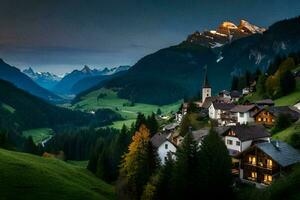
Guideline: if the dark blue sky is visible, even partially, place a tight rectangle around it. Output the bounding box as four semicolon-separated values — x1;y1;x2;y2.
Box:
0;0;299;75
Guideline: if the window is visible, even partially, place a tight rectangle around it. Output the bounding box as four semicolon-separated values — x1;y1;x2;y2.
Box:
165;144;168;149
227;139;233;145
263;118;266;122
248;156;256;165
258;118;262;122
239;113;244;118
236;141;241;146
267;159;273;169
264;174;272;184
249;172;257;181
207;94;209;97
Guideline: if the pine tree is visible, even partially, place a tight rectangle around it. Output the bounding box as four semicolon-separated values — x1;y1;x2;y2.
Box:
179;114;191;136
117;124;159;200
199;129;233;198
280;70;296;95
170;132;200;199
23;136;38;155
135;113;147;131
231;76;239;91
256;74;267;97
146;113;159;136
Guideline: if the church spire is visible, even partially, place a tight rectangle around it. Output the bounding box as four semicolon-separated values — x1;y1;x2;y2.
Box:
203;66;210;88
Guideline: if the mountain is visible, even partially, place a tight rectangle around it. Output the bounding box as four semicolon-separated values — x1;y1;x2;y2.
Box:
53;65;130;95
186;19;265;48
71;70;128;95
0;79;97;131
0;59;62;103
22;67;61;90
75;16;300;106
0;148;115;200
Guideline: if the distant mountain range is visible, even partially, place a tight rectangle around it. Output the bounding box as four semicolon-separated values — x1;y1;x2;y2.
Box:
52;65;130;95
0;59;62;103
22;67;61;90
75;16;300;105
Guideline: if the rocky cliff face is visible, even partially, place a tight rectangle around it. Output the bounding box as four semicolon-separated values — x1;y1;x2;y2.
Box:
186;20;265;48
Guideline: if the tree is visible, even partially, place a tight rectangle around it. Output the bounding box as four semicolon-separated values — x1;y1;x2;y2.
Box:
272;113;292;134
256;74;267;97
156;108;162;115
23;136;38;155
199;129;233;198
135;113;147;132
170;132;200;199
280;70;296;95
146;113;159;136
179;114;191;136
117;125;159;200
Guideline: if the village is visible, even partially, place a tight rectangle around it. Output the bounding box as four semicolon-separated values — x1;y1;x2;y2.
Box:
151;70;300;188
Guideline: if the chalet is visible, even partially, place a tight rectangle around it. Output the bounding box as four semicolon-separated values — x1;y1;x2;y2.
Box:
242;87;250;95
230;90;242;102
219;90;231;99
151;133;177;165
208;102;235;125
238;141;300;186
255;99;275;107
230;105;259;125
223;125;271;156
253;106;300;126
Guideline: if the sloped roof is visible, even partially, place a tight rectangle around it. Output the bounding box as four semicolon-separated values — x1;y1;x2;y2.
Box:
212;102;235;111
150;133;169;148
256;141;300;167
192;128;209;142
255;99;274;105
230;90;242;98
230;104;257;113
225;125;270;142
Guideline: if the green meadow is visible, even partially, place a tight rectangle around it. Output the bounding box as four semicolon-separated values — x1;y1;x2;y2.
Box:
22;128;54;145
0;148;115;200
72;88;182;129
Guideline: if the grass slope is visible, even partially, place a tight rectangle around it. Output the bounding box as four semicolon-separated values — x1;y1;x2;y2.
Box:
273;120;300;142
0;148;115;200
22;128;54;144
274;80;300;106
72;88;182;128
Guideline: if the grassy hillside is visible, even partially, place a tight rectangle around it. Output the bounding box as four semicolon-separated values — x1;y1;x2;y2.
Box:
0;148;115;200
72;88;182;129
274;80;300;106
22;128;54;145
273;120;300;142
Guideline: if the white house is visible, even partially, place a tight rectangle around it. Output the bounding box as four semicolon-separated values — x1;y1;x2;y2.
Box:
230;105;259;125
208;102;235;125
222;125;271;156
151;133;177;165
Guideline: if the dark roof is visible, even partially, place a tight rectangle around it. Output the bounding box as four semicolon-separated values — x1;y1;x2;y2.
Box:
256;141;300;167
192;128;209;142
230;90;242;98
230;105;258;113
255;99;274;105
224;125;271;142
212;102;235;111
163;123;179;131
150;133;169;148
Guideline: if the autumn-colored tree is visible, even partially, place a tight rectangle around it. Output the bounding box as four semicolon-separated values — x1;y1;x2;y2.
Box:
117;124;158;200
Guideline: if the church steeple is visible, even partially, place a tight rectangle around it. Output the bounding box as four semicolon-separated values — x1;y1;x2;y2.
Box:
202;66;211;102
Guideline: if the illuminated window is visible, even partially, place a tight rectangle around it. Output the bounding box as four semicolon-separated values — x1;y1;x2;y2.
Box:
249;172;257;181
264;174;272;183
258;118;262;122
267;159;273;168
248;156;256;165
263;118;266;122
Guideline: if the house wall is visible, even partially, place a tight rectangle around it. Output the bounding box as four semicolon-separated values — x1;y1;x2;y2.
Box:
209;104;216;119
238;112;254;124
294;102;300;111
158;141;177;165
225;136;242;152
255;110;275;126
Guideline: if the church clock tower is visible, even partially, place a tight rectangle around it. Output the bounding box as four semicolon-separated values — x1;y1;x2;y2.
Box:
202;68;211;102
